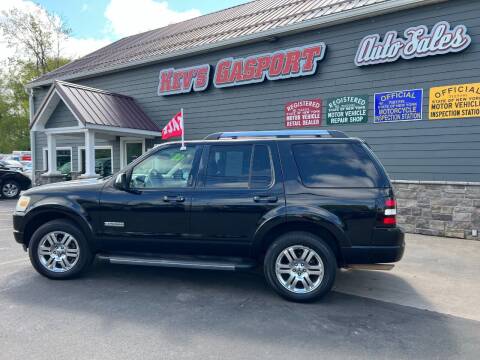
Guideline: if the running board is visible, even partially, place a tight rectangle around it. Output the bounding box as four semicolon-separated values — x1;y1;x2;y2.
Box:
346;264;395;271
97;254;256;271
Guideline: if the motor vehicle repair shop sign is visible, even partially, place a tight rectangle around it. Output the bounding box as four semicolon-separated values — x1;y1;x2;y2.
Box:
374;89;423;123
326;96;368;125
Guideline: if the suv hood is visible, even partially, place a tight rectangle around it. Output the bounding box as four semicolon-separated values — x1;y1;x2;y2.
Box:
24;177;108;195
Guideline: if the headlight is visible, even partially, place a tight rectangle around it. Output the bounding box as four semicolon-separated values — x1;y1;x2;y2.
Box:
15;196;30;212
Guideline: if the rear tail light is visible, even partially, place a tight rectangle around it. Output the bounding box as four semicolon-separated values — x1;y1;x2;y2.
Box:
380;197;396;227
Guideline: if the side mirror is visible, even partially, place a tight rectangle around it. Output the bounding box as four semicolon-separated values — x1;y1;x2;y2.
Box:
114;172;128;190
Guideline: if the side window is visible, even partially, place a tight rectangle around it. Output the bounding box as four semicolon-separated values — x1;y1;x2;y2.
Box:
130;146;196;189
250;145;273;189
205;144;273;189
206;145;252;188
292;143;381;188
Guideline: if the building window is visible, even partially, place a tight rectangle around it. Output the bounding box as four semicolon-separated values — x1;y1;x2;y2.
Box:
79;147;113;177
43;148;72;174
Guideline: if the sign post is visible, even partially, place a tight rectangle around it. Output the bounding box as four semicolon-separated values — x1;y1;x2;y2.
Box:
180;108;186;150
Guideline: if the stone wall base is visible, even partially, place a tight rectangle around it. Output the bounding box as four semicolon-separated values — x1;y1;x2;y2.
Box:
393;181;480;240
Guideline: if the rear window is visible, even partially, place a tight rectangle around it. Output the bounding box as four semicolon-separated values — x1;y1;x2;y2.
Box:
292;143;382;188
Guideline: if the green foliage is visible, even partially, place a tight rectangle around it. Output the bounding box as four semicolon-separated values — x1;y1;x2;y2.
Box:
0;58;70;153
0;5;72;153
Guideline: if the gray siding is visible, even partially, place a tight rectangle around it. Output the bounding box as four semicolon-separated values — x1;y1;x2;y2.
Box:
32;0;480;181
44;101;78;128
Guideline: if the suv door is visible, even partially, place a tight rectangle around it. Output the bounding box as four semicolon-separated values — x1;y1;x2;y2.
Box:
98;144;202;252
190;141;284;256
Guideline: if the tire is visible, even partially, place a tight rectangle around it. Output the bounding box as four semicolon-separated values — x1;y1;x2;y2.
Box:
1;180;20;199
264;231;337;302
28;219;94;279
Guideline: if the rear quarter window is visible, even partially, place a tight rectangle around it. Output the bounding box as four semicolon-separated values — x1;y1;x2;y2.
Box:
292;143;383;188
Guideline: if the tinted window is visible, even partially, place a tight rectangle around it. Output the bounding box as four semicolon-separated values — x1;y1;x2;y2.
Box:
130;146;196;189
206;145;252;188
292;143;381;188
205;144;273;189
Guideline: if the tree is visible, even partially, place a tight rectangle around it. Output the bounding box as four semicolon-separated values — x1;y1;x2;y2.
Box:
0;7;71;75
0;5;72;152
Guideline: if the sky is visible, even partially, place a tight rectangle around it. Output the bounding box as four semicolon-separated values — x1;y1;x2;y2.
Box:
0;0;250;64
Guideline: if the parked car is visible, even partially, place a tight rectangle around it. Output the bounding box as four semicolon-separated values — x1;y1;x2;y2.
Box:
12;130;404;302
0;162;32;199
0;159;24;172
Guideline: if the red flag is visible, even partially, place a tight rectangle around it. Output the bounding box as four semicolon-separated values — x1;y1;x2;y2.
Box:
161;111;183;140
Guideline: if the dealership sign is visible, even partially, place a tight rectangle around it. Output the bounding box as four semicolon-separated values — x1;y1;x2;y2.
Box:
214;43;326;88
158;64;210;96
374;89;423;123
429;83;480;120
326;96;368;125
355;21;471;66
285;99;322;128
158;43;326;96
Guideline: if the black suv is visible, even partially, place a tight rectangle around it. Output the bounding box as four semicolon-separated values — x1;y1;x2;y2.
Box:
13;130;404;302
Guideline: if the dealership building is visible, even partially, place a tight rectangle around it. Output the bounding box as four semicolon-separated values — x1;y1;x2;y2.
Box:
26;0;479;239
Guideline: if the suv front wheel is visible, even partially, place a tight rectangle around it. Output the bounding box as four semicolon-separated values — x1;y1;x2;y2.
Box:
28;219;94;279
264;232;337;302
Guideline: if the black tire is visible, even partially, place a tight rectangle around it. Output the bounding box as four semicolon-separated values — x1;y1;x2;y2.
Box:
1;179;20;199
264;231;337;302
28;219;94;279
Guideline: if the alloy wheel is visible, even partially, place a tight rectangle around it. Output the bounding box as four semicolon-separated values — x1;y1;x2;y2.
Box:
2;183;19;198
37;231;80;273
275;245;324;294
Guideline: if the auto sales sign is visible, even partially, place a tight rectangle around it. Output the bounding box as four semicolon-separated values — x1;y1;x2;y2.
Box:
158;43;326;96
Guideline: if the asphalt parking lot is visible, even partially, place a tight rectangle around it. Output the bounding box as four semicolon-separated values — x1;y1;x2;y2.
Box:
1;199;479;360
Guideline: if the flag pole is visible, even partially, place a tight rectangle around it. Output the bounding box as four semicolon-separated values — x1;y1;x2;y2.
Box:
180;108;186;151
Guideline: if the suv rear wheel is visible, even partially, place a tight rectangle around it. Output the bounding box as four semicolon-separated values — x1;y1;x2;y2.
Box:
264;232;337;302
28;219;94;279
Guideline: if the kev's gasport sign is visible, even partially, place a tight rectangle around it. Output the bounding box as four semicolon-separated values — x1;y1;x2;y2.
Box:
326;96;368;125
429;83;480;120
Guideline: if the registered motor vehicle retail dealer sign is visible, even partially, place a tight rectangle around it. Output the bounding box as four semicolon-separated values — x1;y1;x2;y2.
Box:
429;83;480;119
285;99;322;128
326;96;368;125
374;89;423;123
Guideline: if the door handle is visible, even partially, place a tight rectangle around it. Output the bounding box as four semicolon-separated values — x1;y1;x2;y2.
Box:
253;195;278;203
163;195;185;203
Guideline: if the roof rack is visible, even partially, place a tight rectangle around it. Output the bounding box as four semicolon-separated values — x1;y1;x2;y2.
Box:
204;130;348;140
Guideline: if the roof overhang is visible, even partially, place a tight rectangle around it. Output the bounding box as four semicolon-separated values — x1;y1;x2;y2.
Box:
26;0;446;89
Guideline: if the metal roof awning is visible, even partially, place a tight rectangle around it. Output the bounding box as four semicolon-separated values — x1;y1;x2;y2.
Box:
31;81;161;136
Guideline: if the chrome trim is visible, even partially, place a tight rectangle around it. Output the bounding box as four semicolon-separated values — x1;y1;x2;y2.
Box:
98;255;236;271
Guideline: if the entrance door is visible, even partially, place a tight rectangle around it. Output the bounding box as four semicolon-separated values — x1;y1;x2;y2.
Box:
99;144;202;253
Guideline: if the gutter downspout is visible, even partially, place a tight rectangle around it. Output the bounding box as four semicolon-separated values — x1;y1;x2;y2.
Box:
28;88;36;186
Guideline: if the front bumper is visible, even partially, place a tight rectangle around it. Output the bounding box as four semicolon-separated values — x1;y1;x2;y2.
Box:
12;212;26;245
342;227;405;264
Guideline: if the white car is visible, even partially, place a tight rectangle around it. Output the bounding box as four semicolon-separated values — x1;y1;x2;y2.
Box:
0;160;24;172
